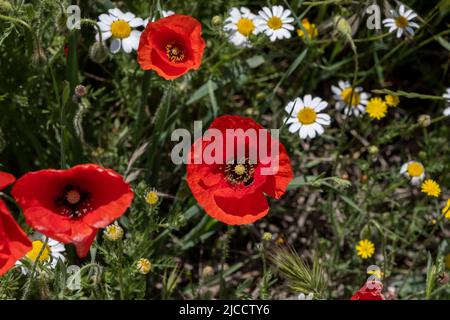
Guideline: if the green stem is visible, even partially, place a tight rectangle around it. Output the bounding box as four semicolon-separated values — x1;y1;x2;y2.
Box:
21;237;49;300
134;71;152;143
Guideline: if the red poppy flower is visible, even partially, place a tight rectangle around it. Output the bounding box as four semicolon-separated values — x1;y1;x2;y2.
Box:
0;172;32;276
138;14;206;80
186;115;293;225
11;164;133;258
350;281;385;300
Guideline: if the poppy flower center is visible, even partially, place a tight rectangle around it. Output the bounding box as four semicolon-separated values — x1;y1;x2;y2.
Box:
267;16;283;30
166;42;185;62
110;20;132;39
55;185;92;219
26;240;51;262
224;160;255;186
297;107;317;125
341;87;361;107
395;16;408;28
237;18;255;36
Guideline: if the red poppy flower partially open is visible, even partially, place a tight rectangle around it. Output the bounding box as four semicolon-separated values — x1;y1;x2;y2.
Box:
138;14;206;80
11;164;133;258
350;281;385;300
0;172;32;276
187;115;293;225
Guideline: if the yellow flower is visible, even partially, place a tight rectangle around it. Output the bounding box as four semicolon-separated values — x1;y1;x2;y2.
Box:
421;179;441;197
366;97;388;120
262;232;273;241
136;258;152;275
442;199;450;219
355;239;375;259
297;18;318;39
445;254;450;270
385;95;399;107
145;188;159;206
103;222;124;241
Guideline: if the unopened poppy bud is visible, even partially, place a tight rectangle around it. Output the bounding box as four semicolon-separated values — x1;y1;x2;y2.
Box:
211;15;222;26
89;41;108;64
417;114;431;127
31;45;47;70
333;16;352;37
0;0;12;13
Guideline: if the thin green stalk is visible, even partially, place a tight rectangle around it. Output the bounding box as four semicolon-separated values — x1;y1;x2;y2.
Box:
21;236;49;300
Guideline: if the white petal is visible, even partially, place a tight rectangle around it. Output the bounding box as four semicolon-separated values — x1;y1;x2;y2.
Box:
314;101;328;112
129;17;144;27
122;37;134;53
316;113;331;126
444;107;450;116
299;126;308;139
303;94;312;107
110;39;121;54
121;12;135;22
288;122;301;133
99;14;114;25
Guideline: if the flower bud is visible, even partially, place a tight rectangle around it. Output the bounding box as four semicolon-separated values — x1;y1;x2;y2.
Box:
417;114;431;127
89;41;108;64
262;232;273;241
211;15;222;26
333;16;352;37
368;145;379;155
0;0;12;13
31;45;47;70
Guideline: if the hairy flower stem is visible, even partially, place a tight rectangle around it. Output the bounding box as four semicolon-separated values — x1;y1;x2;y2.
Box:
21;237;49;300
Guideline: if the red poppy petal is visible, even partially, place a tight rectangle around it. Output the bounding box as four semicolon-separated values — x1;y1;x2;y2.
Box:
0;172;15;190
212;191;269;225
0;200;32;276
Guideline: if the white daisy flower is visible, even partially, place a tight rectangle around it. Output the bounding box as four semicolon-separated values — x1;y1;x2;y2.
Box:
254;5;294;42
143;10;175;27
331;80;369;117
443;88;450;116
298;292;314;300
16;233;65;275
400;161;426;185
224;7;259;48
96;8;144;54
284;95;331;139
382;5;420;38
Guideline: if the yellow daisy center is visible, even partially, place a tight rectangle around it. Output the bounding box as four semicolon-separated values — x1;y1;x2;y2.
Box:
237;18;255;36
366;97;388;120
355;239;375;259
395;16;409;28
105;224;123;241
297;107;317;125
407;162;424;177
66;190;81;205
267;16;283;30
340;87;360;107
421;179;441;197
137;258;152;274
145;191;159;205
26;240;51;262
445;253;450;269
165;43;185;62
110;20;131;39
